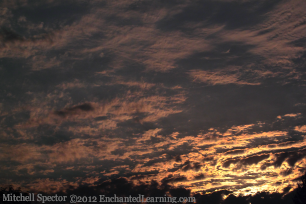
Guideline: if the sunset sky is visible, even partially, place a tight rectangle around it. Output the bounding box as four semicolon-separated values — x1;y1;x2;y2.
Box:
1;0;306;203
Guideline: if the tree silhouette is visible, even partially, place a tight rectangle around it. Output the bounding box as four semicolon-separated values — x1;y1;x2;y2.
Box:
293;171;306;204
0;185;31;204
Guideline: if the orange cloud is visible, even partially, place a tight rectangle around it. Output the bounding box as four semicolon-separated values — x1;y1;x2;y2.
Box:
295;125;306;133
189;68;260;85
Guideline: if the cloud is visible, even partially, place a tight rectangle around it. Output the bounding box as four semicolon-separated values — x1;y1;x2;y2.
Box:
0;28;24;43
19;1;213;72
54;103;94;117
106;76;156;90
223;153;270;168
28;178;79;194
295;125;306;133
30;55;61;71
5;90;306;196
55;80;87;90
189;68;260;85
3;117;306;197
0;143;43;162
277;113;302;119
0;27;55;58
16;92;186;131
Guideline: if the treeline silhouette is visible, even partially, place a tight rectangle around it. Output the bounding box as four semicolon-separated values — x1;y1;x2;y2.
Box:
0;186;31;204
1;171;305;204
293;171;306;204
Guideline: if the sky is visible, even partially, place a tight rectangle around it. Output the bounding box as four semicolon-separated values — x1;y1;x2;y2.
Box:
1;0;306;203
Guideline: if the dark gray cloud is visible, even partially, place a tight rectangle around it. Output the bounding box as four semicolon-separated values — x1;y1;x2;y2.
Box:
223;154;270;168
0;27;24;43
156;0;283;32
54;103;94;117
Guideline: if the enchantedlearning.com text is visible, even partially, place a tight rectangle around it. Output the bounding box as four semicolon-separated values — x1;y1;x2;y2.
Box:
2;193;196;203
